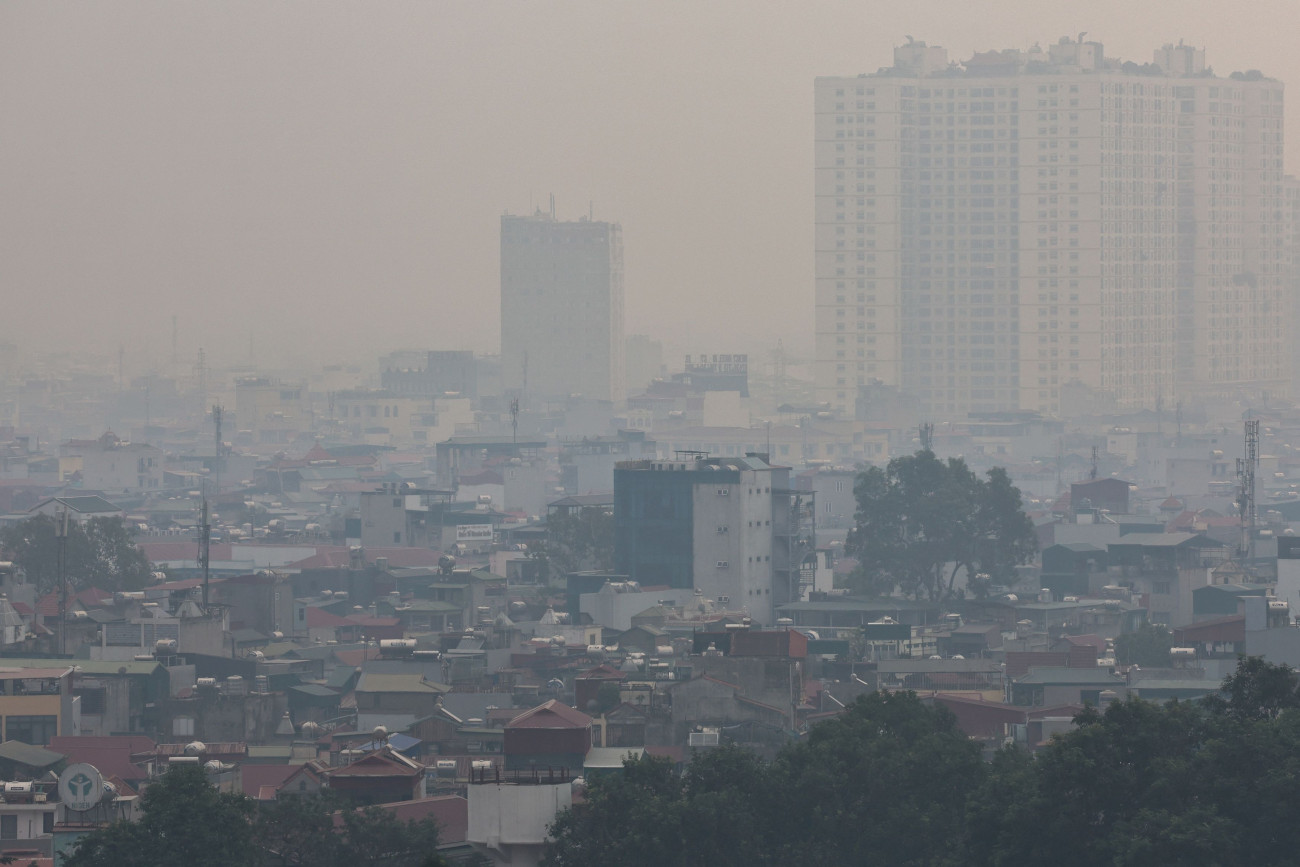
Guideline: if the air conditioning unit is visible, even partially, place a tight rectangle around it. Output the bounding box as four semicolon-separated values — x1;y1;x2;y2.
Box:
716;560;729;569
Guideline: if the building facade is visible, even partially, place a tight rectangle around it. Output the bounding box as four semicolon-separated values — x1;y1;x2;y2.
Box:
815;39;1288;418
500;212;625;405
613;455;812;624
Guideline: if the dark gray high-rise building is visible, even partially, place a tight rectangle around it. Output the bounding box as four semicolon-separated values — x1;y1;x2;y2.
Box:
500;212;624;404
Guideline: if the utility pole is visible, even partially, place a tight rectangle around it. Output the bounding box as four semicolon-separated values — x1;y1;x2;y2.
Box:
56;509;69;655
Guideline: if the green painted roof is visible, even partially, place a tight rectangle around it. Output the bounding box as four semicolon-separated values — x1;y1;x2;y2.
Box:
0;740;65;768
0;658;162;677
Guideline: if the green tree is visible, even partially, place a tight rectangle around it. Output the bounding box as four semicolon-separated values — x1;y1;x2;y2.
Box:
543;754;686;867
536;507;615;584
1210;654;1300;721
768;691;985;866
0;514;152;593
845;450;1036;600
1113;622;1173;667
62;765;259;867
68;772;448;867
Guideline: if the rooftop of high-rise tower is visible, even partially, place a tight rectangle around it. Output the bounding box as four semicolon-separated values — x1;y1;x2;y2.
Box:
874;37;1272;82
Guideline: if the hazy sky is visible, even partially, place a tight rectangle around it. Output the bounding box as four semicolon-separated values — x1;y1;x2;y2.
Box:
3;1;1297;375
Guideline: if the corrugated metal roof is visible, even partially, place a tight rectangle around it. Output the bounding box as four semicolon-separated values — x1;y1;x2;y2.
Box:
355;673;448;694
505;699;592;730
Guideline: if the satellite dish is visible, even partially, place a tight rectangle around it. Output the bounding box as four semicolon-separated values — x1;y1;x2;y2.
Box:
59;763;105;812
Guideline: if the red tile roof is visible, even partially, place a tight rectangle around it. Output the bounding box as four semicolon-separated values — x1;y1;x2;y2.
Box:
332;650;367;668
306;607;350;628
327;748;422;779
240;763;298;799
505;699;592;730
47;735;155;782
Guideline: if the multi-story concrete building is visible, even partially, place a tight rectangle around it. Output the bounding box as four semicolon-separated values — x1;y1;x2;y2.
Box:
60;433;163;492
613;454;814;624
815;38;1288;419
234;377;308;445
500;212;624;405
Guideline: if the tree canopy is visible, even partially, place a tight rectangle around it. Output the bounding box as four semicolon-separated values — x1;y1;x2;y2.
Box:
844;450;1037;600
1114;622;1172;667
533;507;614;584
544;691;982;867
61;766;450;867
546;658;1300;867
0;514;153;593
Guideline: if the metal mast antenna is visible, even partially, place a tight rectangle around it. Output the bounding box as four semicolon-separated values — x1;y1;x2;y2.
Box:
1238;419;1260;565
919;422;934;452
199;499;211;610
56;508;69;655
212;404;224;496
1090;446;1099;481
510;397;520;450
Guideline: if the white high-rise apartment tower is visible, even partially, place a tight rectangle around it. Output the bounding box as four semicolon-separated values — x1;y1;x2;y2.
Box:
815;38;1288;418
500;211;625;405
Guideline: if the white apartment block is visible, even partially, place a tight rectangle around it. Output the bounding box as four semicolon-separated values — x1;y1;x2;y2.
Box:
815;38;1288;419
500;212;625;405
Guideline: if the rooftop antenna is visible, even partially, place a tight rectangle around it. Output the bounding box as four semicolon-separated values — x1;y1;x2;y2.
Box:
919;422;934;452
1090;445;1099;481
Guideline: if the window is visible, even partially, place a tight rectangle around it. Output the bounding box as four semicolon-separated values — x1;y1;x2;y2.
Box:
75;687;106;715
173;716;196;737
4;715;56;745
1153;581;1171;595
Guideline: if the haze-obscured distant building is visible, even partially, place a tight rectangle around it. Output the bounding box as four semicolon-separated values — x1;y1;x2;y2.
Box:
380;350;479;400
500;211;624;404
234;377;308;445
815;39;1289;418
625;335;665;396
